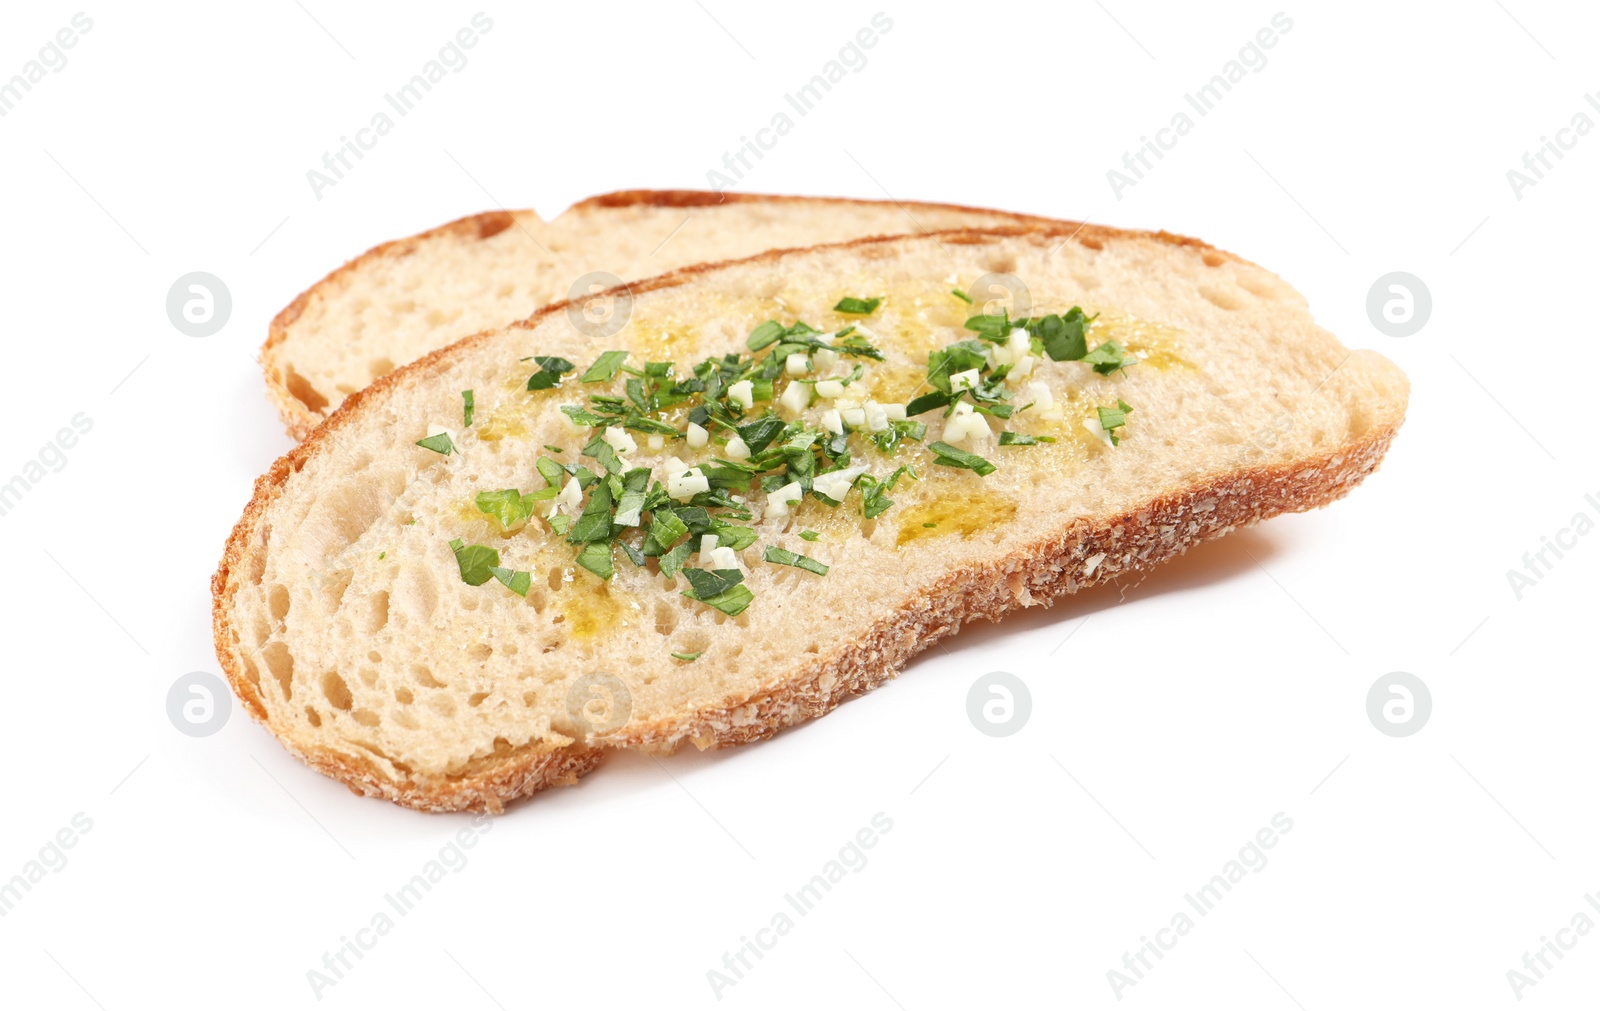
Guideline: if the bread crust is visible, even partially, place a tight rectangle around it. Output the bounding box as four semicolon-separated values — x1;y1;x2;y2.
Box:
217;224;1403;813
259;191;1059;440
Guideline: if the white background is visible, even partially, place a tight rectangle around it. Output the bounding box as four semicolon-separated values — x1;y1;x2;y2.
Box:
1;1;1596;1007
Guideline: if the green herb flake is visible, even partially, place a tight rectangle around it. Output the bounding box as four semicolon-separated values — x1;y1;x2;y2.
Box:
489;566;532;596
581;350;629;383
763;545;829;576
448;538;500;586
927;441;997;476
747;320;787;351
416;432;455;455
526;355;576;390
798;530;820;542
951;288;973;304
461;390;475;426
999;431;1055;446
1082;340;1137;376
833;296;882;315
575;541;615;579
474;489;535;530
670;650;704;662
1096;400;1134;445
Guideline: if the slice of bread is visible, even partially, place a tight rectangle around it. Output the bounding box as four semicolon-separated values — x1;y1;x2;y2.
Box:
263;191;1050;439
215;225;1408;812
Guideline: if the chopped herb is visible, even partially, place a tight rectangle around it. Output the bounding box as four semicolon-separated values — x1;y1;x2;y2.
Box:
489;566;531;596
763;545;829;576
905;390;956;417
951;288;973;304
567;480;614;543
543;444;565;454
1082;340;1136;376
548;514;572;536
998;431;1055;446
474;489;535;530
798;530;819;542
378;551;386;560
448;538;499;586
581;433;624;475
581;350;629;383
575;541;614;579
416;432;455;455
561;404;610;427
963;311;1013;342
681;566;744;598
923;522;937;528
526;355;576;390
686;582;754;616
859;465;912;519
461;390;475;426
536;456;567;489
658;539;693;578
618;539;647;567
927;441;997;476
710;522;759;551
670;651;704;662
747;320;787;351
1097;400;1134;445
834;296;882;314
1035;309;1090;362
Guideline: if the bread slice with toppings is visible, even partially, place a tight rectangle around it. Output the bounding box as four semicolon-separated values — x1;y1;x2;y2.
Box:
214;224;1408;812
262;190;1051;439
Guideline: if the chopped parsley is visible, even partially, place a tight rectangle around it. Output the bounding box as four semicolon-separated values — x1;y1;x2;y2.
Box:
798;530;819;541
581;350;629;383
951;288;973;304
999;431;1055;446
927;441;996;476
526;355;575;390
671;650;704;662
833;296;882;314
461;390;475;426
681;567;754;615
763;545;829;576
1096;400;1134;445
416;432;455;455
449;538;500;586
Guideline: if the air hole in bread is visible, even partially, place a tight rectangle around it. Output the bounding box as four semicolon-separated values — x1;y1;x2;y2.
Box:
392;709;418;730
268;585;290;621
496;283;516;299
1079;236;1105;251
357;667;378;688
468;692;490;707
522;690;538;708
984;253;1017;273
459;593;480;612
411;665;446;689
395;686;414;705
467;643;492;663
240;655;261;689
429;695;457;718
1073;273;1103;291
360;591;390;634
654;600;680;636
283;366;329;414
1202;250;1228;267
675;631;711;656
1199;285;1247;311
352;708;380;727
262;641;295;700
369;357;395;379
526;589;548;613
367;650;382;664
321;672;353;711
304;706;321;728
540;636;565;654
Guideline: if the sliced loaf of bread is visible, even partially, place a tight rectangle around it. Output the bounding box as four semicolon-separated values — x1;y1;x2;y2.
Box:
263;191;1049;438
216;224;1408;811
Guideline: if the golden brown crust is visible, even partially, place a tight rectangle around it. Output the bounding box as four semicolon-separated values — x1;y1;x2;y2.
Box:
259;191;1063;440
217;223;1397;813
